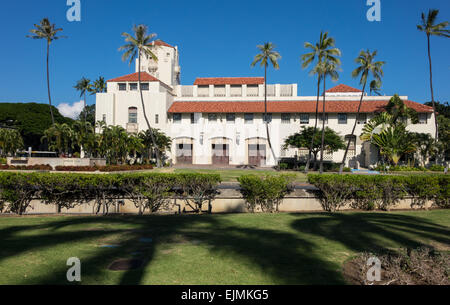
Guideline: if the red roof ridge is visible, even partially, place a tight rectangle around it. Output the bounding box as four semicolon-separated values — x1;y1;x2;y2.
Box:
326;84;362;93
107;72;171;88
153;40;175;48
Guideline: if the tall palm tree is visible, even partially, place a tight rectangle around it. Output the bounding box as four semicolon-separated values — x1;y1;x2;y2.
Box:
119;24;162;168
74;77;91;125
90;77;107;94
339;50;385;174
301;31;341;172
315;61;340;174
251;43;281;165
369;80;382;96
41;123;73;156
27;18;65;125
417;9;449;142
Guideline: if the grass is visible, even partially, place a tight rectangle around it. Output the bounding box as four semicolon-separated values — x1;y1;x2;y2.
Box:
152;168;308;183
0;210;448;285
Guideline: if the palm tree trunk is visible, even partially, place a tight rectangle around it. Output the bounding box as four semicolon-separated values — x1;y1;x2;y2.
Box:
427;34;439;164
305;76;321;173
319;78;327;174
339;81;367;174
46;42;55;125
264;64;276;167
138;52;162;168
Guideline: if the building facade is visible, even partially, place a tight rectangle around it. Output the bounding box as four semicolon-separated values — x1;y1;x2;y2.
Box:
96;40;436;168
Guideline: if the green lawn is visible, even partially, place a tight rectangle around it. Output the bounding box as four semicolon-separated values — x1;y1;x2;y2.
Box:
0;210;448;285
153;168;308;183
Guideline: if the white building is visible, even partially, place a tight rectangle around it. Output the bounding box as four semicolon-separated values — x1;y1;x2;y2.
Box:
96;40;436;168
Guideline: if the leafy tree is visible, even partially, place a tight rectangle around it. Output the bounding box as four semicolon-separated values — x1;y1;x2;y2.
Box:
339;50;385;174
27;18;65;125
139;129;172;164
409;132;436;167
284;127;346;169
424;101;450;119
385;94;418;124
417;9;449;141
78;105;96;126
251;43;282;164
72;120;94;157
301;31;341;173
119;24;162;168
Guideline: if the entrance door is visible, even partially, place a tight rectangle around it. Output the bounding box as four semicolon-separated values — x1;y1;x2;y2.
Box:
212;144;229;165
248;144;266;167
176;143;193;165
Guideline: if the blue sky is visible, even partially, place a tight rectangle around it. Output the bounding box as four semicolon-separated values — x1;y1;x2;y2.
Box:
0;0;448;116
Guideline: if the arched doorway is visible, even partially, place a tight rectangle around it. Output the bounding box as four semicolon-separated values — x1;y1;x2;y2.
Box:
246;137;267;167
174;137;194;165
210;137;231;165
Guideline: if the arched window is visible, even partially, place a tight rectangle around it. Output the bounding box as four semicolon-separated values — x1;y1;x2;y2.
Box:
345;135;356;150
128;107;137;124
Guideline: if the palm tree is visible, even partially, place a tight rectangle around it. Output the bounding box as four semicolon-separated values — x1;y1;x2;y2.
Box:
27;18;65;125
119;24;162;168
301;32;341;172
417;9;449;141
315;61;340;174
72;120;94;157
371;125;416;166
41;123;73;156
74;77;91;125
251;43;281;165
369;80;382;96
90;77;107;94
339;50;385;174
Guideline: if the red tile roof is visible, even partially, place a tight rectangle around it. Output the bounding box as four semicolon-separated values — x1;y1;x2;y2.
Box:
107;72;161;83
326;84;362;93
153;40;174;48
194;77;265;86
168;100;433;114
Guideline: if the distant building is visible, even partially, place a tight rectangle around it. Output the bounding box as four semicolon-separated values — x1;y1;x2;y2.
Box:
96;40;435;168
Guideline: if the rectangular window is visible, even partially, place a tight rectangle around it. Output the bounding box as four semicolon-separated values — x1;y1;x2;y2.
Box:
140;83;149;91
198;85;209;97
155;114;159;124
263;113;272;123
281;113;291;124
418;113;428;124
128;112;137;124
226;113;236;123
129;83;138;91
191;113;196;124
300;114;309;125
208;113;218;122
244;113;254;124
118;83;126;91
173;113;182;123
214;85;226;97
230;85;242;97
102;114;106;122
319;114;328;124
247;85;259;96
357;113;367;124
338;113;348;124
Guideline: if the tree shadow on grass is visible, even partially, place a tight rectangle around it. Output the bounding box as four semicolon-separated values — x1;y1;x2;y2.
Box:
0;214;345;285
290;212;450;254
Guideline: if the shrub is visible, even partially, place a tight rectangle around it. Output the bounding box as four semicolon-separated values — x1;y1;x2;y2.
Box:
0;173;41;215
55;166;97;172
176;173;221;214
404;175;439;209
435;175;450;209
308;174;356;212
428;165;445;172
98;164;154;172
238;174;295;213
0;164;52;171
0;158;6;165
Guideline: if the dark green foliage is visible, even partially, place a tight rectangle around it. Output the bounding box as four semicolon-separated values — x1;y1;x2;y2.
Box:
0;172;221;215
308;174;449;212
0;103;73;149
238;174;295;213
78;105;96;126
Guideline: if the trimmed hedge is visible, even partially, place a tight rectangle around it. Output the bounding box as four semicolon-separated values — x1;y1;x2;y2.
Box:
0;172;220;215
0;164;53;171
308;174;450;212
238;174;295;213
54;164;154;172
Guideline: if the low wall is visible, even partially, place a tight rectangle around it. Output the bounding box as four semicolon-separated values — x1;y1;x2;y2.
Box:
7;157;106;169
18;187;433;215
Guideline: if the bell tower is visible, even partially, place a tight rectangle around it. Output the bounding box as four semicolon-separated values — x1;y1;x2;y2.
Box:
136;40;180;87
